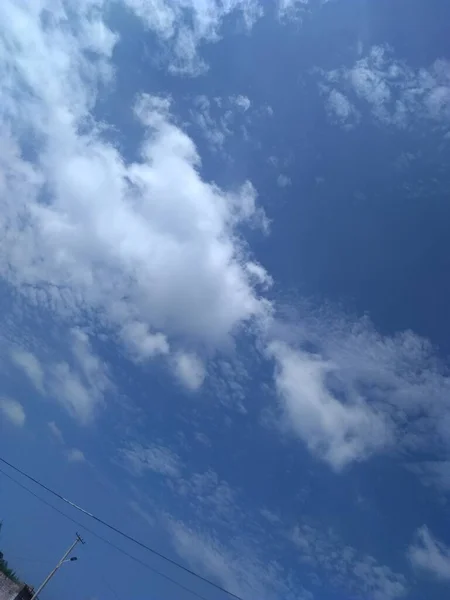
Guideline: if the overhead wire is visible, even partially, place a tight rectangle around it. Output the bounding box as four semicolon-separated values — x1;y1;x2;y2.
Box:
0;463;220;600
0;456;243;600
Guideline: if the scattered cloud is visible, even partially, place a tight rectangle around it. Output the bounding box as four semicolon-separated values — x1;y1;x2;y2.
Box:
67;448;86;463
320;45;450;129
47;329;111;424
9;329;111;424
277;174;292;188
190;94;256;151
173;470;240;527
278;0;310;21
123;0;263;75
0;397;26;427
291;524;407;600
409;526;450;581
169;520;311;600
121;443;181;478
48;421;64;443
231;95;251;112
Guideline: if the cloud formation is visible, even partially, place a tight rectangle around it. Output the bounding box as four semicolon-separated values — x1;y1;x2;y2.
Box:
409;526;450;581
121;443;182;478
269;340;390;470
123;0;262;75
11;330;110;424
0;0;271;387
291;524;407;600
269;312;450;469
169;520;311;600
0;397;26;427
320;45;450;130
67;448;86;463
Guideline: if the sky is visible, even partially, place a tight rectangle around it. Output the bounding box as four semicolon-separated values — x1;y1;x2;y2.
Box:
1;1;450;599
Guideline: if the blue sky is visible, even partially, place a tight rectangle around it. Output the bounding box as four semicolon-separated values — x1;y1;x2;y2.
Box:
1;1;450;599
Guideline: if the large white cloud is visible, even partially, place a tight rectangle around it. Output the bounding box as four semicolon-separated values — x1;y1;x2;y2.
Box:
0;0;271;384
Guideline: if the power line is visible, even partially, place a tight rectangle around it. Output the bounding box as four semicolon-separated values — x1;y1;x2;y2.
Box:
0;465;212;600
0;456;243;599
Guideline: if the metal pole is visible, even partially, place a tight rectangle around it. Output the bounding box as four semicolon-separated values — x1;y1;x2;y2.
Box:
30;534;83;600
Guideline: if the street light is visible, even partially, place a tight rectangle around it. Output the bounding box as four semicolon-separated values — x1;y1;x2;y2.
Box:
30;535;83;600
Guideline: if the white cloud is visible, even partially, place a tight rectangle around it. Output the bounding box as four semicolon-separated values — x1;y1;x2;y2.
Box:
174;352;206;391
173;470;240;527
268;310;450;470
325;89;359;127
190;94;258;152
278;0;309;20
291;524;406;600
67;448;86;463
47;329;110;423
11;350;45;393
246;262;273;290
320;45;450;129
0;397;26;427
409;526;450;580
120;321;170;360
123;0;263;75
0;1;270;387
232;95;251;112
169;520;312;600
121;443;181;478
268;340;391;470
8;330;110;425
276;174;292;188
48;421;64;443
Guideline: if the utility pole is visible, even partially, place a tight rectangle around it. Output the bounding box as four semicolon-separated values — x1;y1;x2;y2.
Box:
30;533;84;600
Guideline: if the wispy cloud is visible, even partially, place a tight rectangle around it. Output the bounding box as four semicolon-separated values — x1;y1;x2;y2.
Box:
278;0;310;21
291;524;407;600
409;526;450;581
0;397;26;427
48;421;64;443
11;350;45;393
121;443;182;478
168;520;311;600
